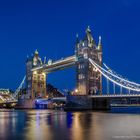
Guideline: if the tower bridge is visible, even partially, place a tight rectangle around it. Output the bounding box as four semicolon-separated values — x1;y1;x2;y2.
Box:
14;26;140;110
25;26;102;100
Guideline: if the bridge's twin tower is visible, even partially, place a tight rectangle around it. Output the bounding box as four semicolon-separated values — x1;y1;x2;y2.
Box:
26;26;102;100
75;26;102;95
26;50;46;99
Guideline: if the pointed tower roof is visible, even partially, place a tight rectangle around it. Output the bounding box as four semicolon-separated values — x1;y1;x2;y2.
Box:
86;26;91;33
75;34;79;55
85;26;96;46
35;49;39;55
76;33;79;44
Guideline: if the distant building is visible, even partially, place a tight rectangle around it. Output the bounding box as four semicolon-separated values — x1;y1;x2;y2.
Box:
0;89;15;103
26;50;46;99
0;89;10;95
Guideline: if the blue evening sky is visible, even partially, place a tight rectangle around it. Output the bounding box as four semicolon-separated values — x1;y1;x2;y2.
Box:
0;0;140;91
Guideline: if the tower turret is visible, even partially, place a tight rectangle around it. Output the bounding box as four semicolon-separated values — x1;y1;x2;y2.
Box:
34;49;39;56
75;34;79;57
76;34;79;44
97;36;102;50
33;49;42;66
85;26;96;47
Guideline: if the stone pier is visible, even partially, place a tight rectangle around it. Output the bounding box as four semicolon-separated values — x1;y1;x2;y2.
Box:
64;95;110;111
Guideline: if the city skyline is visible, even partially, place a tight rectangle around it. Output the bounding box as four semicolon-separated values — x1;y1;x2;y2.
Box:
0;0;140;91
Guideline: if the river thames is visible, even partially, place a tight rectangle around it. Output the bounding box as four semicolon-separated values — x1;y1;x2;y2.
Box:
0;109;140;140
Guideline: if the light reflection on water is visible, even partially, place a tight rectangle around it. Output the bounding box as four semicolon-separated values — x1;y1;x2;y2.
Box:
0;110;140;140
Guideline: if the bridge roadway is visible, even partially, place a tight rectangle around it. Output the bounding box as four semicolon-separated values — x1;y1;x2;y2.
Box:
52;94;140;101
0;100;17;104
2;94;139;105
32;55;76;72
89;94;140;98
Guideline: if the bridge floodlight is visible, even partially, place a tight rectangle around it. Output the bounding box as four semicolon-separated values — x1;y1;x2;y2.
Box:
33;71;37;75
75;89;78;93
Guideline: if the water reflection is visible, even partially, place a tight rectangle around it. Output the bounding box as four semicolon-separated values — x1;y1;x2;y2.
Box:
0;110;140;140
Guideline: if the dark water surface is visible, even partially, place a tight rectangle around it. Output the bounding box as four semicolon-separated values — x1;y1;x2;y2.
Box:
0;109;140;140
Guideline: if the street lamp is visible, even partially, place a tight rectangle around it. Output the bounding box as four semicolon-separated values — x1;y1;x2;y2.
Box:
75;89;78;93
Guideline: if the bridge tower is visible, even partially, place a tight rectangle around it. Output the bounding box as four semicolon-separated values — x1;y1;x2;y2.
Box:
26;50;46;99
75;26;102;95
